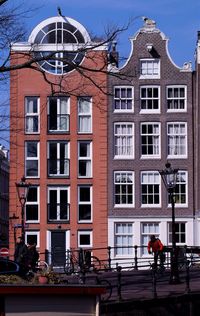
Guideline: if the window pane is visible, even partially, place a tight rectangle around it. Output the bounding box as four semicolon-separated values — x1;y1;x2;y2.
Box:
27;187;37;202
79;234;90;245
26;161;38;176
27;143;37;157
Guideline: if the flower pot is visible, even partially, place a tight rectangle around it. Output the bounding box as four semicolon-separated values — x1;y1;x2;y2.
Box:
38;275;48;284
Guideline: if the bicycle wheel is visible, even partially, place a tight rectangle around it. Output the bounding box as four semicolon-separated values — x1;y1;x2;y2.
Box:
91;256;101;272
98;279;112;301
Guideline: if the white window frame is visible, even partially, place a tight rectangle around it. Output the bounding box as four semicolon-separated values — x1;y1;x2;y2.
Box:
168;222;186;245
78;141;92;178
140;59;160;79
114;171;134;207
25;141;39;178
141;122;161;158
25;231;40;248
168;170;188;207
114;122;134;159
47;186;70;222
47;141;70;177
78;97;92;133
78;186;92;223
141;222;160;255
48;97;70;133
166;85;187;112
140;86;160;113
25;186;40;223
113;86;134;112
167;122;187;158
25;97;40;134
141;171;161;207
78;230;92;248
114;222;134;256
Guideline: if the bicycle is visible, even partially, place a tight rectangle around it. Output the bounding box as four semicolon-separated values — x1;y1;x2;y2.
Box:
64;249;101;275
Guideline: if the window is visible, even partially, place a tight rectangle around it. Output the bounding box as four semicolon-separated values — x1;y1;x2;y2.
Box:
25;97;39;133
78;141;92;178
167;123;187;158
140;59;160;79
48;141;69;177
114;123;134;158
78;231;92;247
141;123;160;158
48;187;70;222
25;141;39;177
25;186;39;222
25;231;40;247
78;186;92;222
140;86;160;112
167;86;186;111
168;222;186;244
114;86;134;111
33;19;87;74
141;223;159;255
114;171;134;206
114;223;133;256
169;171;187;206
48;97;69;132
141;171;160;206
78;97;92;133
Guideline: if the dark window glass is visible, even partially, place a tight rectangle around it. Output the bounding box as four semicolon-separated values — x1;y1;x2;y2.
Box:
26;205;38;220
26;161;38;177
80;187;90;201
79;205;91;220
79;234;90;245
27;187;37;202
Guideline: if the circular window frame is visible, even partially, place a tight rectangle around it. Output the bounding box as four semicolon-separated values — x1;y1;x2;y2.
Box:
29;17;91;75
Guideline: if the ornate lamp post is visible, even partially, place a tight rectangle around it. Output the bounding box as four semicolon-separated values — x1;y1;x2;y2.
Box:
159;162;180;284
15;176;31;240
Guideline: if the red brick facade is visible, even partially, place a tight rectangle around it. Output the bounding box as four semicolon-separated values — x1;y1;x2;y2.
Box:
9;17;108;263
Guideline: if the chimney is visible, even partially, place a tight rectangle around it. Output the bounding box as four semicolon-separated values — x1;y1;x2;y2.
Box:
108;40;119;68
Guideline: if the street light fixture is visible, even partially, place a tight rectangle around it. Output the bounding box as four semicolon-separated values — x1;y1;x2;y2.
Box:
15;176;31;241
159;162;180;284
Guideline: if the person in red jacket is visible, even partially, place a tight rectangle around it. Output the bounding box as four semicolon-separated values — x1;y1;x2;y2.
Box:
148;235;164;268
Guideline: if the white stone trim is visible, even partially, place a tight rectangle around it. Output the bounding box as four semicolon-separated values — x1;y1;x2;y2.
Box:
11;42;108;52
28;16;91;44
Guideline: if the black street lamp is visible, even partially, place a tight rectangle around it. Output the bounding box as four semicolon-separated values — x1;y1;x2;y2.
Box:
159;162;180;284
15;176;31;241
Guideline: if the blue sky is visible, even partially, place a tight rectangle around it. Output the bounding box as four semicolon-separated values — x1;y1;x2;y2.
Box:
1;0;199;147
15;0;200;68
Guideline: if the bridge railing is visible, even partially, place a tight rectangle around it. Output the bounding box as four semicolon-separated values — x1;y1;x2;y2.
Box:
43;244;200;273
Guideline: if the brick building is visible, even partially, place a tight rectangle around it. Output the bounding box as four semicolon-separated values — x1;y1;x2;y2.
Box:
0;145;9;247
194;31;200;243
9;16;108;264
108;18;194;263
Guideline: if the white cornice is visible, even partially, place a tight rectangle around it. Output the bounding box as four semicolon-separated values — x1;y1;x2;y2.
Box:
11;42;108;52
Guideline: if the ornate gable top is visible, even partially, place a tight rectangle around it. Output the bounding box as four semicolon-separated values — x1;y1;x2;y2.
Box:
141;17;157;32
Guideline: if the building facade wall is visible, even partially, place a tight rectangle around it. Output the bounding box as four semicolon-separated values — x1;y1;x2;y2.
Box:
108;20;194;259
9;17;108;262
0;147;9;247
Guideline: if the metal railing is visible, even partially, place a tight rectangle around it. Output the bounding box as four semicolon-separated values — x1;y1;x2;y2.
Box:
44;245;200;272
